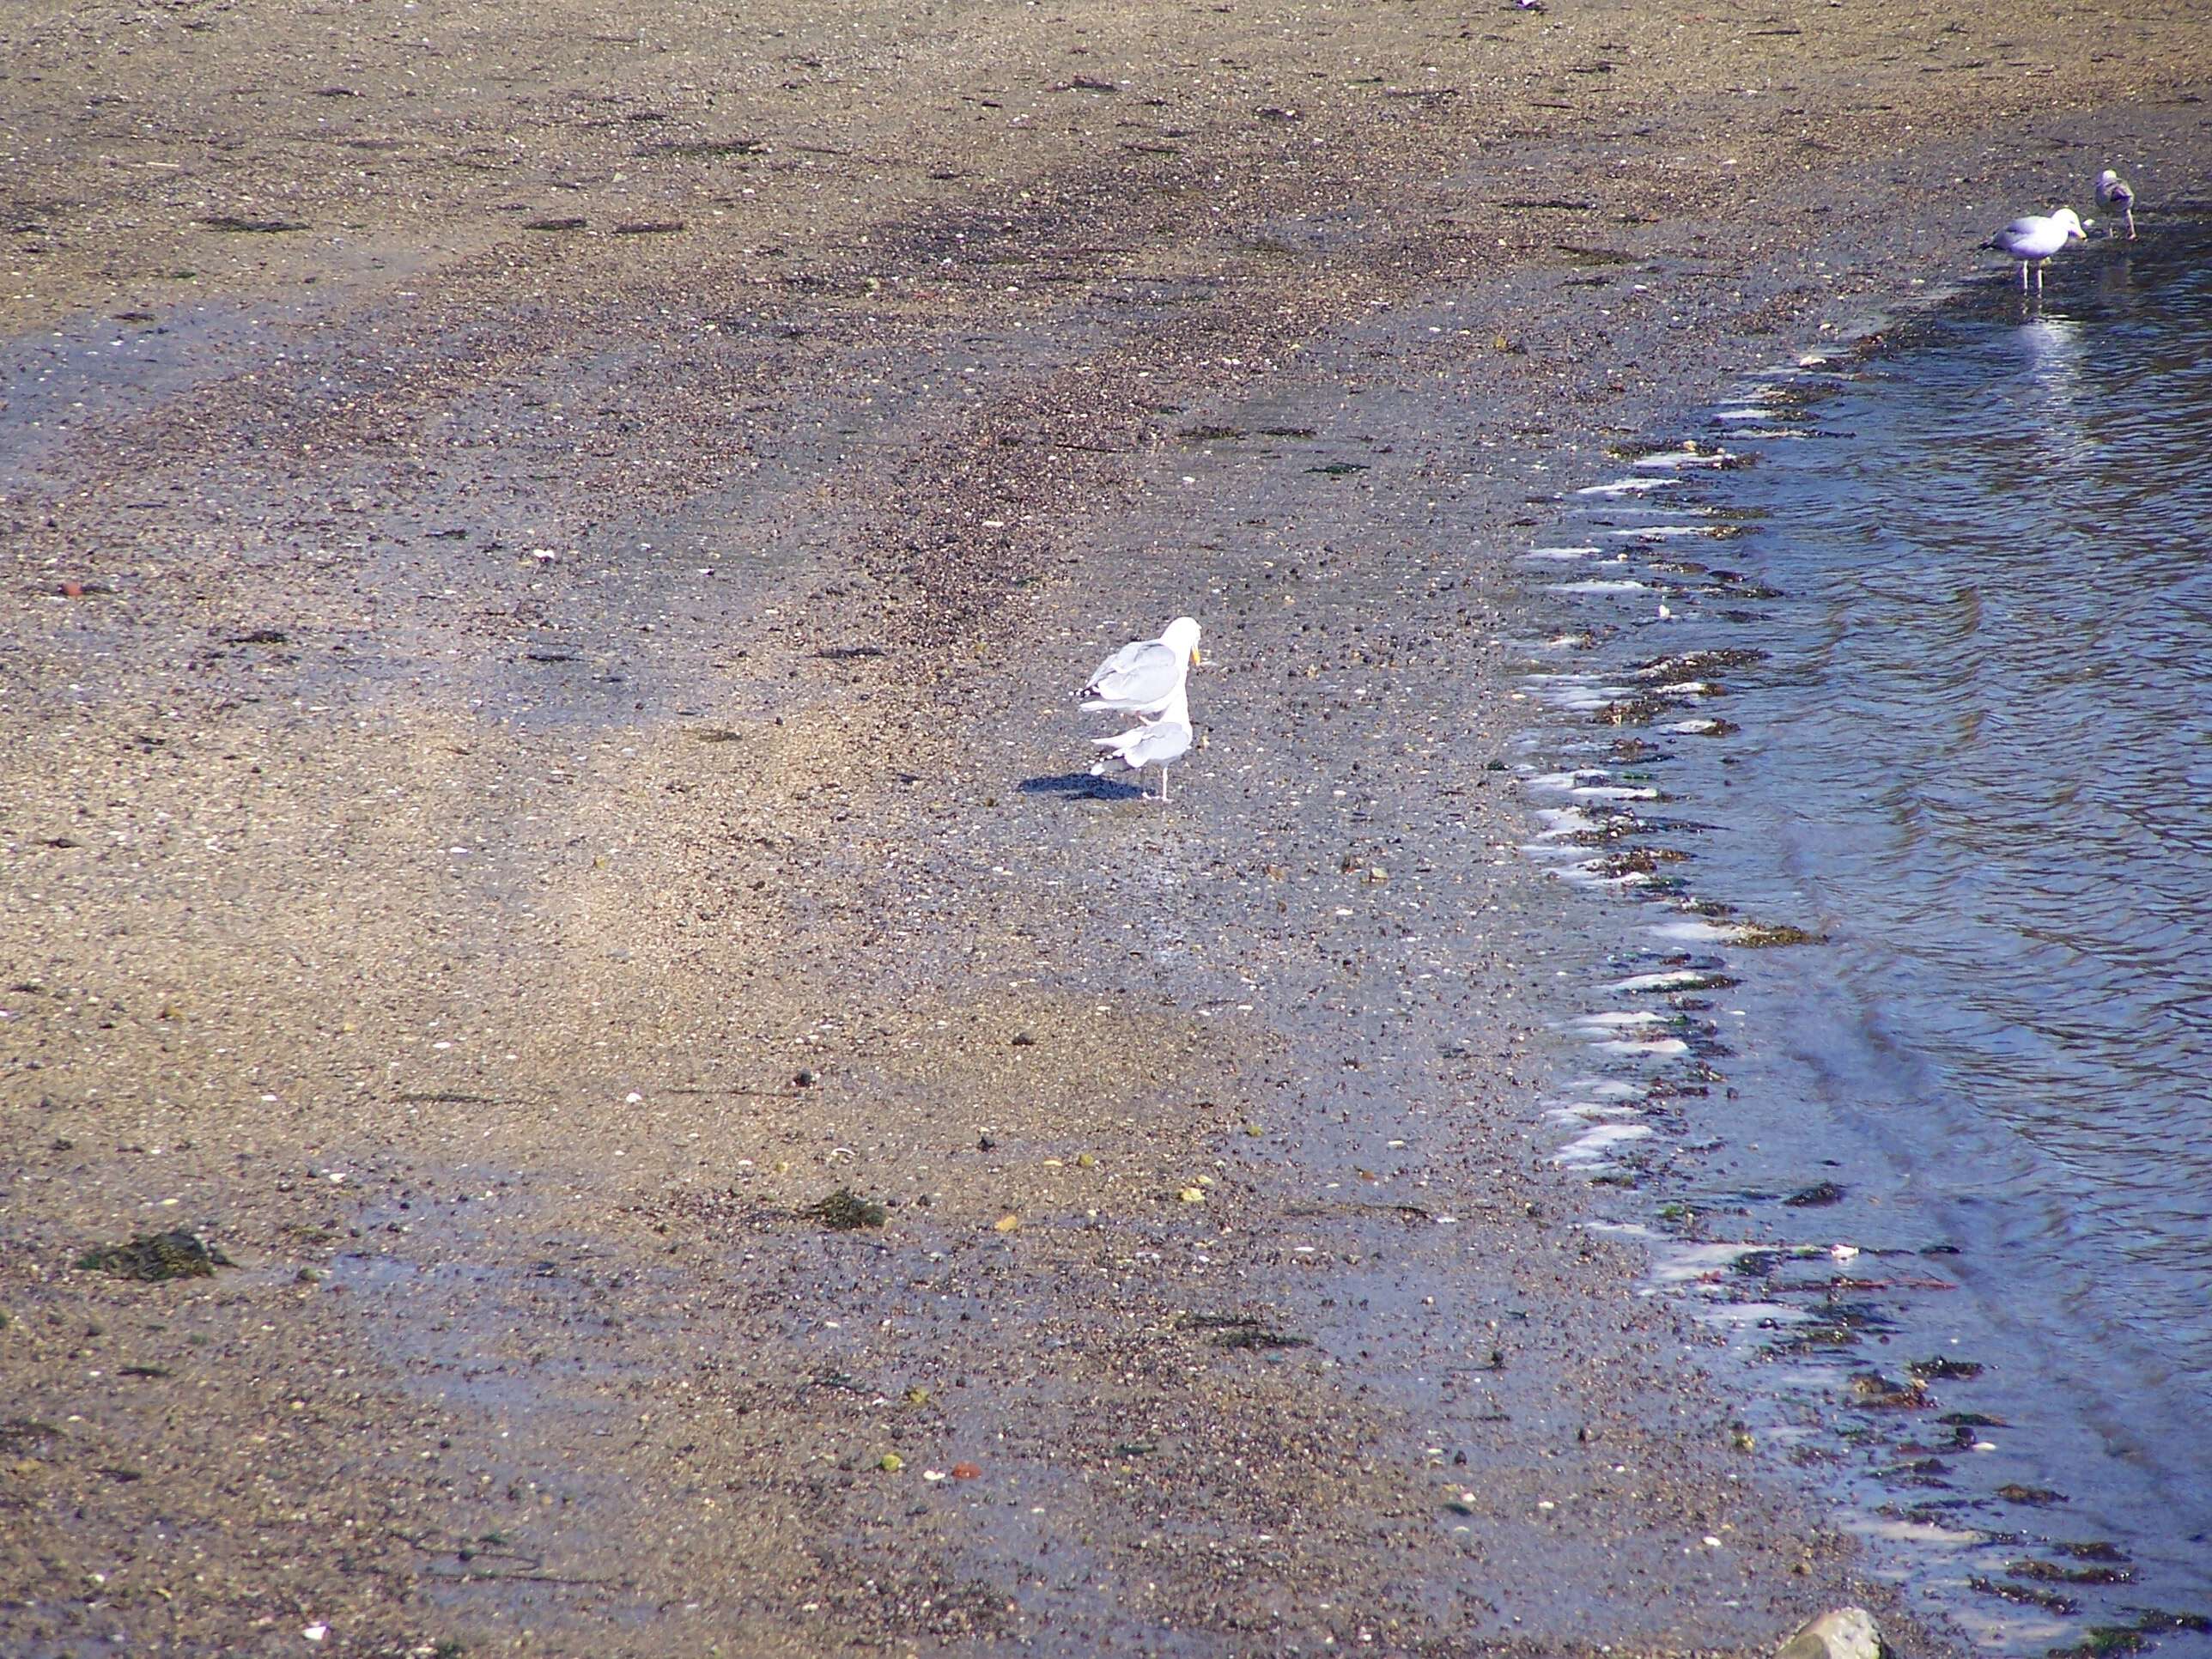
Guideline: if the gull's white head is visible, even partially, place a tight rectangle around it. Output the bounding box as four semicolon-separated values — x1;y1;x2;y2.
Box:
1161;615;1203;666
2052;208;2087;241
2098;169;2121;189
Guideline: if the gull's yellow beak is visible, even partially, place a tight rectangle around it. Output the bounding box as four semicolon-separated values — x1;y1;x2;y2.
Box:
1190;647;1205;668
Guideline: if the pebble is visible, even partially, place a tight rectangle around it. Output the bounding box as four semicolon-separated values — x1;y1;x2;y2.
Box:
1776;1607;1885;1659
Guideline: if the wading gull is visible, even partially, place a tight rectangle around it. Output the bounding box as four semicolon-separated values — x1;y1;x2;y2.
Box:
1990;208;2086;291
1091;685;1194;801
2096;168;2137;240
1080;616;1201;720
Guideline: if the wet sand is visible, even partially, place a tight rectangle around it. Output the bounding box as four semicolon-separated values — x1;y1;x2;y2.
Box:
3;2;2207;1653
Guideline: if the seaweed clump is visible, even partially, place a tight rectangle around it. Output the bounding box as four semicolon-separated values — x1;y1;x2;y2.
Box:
804;1188;888;1231
1969;1575;2077;1615
77;1231;233;1281
2008;1557;2134;1587
1733;921;1826;948
1179;1312;1310;1351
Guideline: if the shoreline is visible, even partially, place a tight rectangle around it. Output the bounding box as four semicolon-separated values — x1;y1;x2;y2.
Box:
1508;232;2212;1652
4;3;2209;1651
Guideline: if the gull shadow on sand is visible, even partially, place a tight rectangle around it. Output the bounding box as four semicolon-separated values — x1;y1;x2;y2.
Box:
1018;771;1143;800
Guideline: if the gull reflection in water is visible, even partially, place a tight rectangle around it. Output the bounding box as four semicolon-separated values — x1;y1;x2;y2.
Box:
2088;251;2138;309
2010;312;2093;467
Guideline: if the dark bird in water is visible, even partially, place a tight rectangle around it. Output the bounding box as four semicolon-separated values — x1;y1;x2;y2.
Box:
2096;168;2137;240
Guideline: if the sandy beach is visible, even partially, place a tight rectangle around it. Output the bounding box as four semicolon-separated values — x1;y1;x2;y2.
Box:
4;1;2208;1652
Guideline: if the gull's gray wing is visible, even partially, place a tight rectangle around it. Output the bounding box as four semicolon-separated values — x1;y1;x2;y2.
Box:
1097;716;1192;769
1083;639;1182;708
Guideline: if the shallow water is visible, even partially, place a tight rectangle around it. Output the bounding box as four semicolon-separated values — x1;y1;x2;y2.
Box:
1518;218;2212;1650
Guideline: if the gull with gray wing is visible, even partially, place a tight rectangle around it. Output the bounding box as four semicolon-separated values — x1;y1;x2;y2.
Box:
1990;207;2086;291
1091;685;1194;801
1080;616;1201;721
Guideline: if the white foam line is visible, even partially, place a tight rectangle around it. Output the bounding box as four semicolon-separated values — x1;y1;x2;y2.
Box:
1547;865;1620;890
1576;477;1669;496
1855;1516;2003;1552
1547;579;1651;594
1554;1121;1655;1164
1570;1079;1647;1100
1523;675;1619;713
1692;1299;1808;1329
1570;1010;1667;1030
1574;863;1656;887
1530;806;1595;835
1620;1236;1777;1285
1544;1102;1643;1122
1607;969;1715;994
1523;544;1601;561
1631;449;1738;471
1536;694;1612;714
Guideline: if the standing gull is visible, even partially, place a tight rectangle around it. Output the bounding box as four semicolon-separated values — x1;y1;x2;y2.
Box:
1990;208;2086;291
1091;685;1194;801
2096;169;2137;240
1080;616;1201;721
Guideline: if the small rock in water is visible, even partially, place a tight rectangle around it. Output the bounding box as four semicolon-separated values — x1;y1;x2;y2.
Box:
1777;1606;1889;1659
1906;1355;1984;1382
1784;1180;1847;1207
1846;1370;1928;1410
1734;921;1825;948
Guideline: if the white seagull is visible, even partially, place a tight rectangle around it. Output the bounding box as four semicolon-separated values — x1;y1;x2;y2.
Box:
1990;208;2086;291
1091;685;1194;801
2096;169;2137;240
1080;615;1201;721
